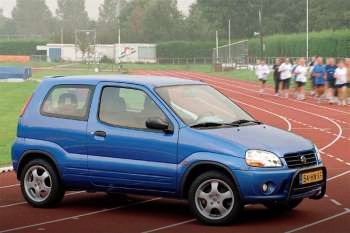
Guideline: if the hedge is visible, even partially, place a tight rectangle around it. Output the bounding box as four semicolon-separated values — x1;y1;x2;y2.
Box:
0;39;47;55
248;29;350;58
157;41;216;58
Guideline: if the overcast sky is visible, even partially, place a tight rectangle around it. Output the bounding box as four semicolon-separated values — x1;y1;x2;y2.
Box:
0;0;196;19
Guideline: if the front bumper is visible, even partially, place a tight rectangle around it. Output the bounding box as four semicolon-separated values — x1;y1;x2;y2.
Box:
234;165;327;204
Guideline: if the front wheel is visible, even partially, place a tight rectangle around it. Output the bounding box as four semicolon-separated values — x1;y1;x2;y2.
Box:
20;159;65;208
188;171;242;225
264;199;303;212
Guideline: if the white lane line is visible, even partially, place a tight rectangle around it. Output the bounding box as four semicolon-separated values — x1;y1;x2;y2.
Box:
232;99;292;131
346;162;350;166
336;158;344;162
327;170;350;181
197;94;292;131
0;184;19;189
0;191;85;209
188;71;350;116
196;78;343;152
284;209;350;233
330;199;342;206
169;71;343;151
140;219;196;233
0;197;161;233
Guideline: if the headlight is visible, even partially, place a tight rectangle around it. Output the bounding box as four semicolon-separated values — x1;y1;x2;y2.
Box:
314;145;322;161
245;150;282;167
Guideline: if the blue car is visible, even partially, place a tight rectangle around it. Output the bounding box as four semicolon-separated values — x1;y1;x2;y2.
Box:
12;75;326;225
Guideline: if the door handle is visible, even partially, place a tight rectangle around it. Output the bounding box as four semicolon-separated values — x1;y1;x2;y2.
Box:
94;130;106;137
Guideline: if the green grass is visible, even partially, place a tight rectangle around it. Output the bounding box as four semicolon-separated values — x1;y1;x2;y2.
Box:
0;82;37;165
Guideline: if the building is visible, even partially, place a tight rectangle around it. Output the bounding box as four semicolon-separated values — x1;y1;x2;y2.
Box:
37;43;157;63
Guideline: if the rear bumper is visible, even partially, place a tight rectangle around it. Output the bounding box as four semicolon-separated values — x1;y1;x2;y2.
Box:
234;165;327;204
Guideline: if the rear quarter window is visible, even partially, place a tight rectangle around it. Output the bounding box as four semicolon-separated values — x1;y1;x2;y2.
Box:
40;85;94;121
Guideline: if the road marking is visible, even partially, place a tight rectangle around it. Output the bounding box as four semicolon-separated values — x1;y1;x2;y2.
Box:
0;191;85;209
327;170;350;181
284;209;350;233
0;198;161;233
330;199;342;206
231;99;292;131
170;71;343;152
336;158;344;162
0;184;19;189
140;219;196;233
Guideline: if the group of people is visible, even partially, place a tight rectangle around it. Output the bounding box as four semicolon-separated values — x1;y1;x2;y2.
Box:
255;56;350;106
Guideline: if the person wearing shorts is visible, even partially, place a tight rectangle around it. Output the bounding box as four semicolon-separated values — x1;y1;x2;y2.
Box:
345;58;350;104
278;58;292;98
312;57;326;103
294;58;307;100
309;56;317;96
334;60;348;106
272;59;281;96
325;58;337;103
255;59;270;94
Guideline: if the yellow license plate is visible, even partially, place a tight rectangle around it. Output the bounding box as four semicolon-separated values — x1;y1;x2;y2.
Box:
300;170;323;185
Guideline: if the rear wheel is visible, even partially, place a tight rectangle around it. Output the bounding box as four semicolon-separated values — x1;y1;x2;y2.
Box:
20;159;65;208
188;171;242;225
264;199;303;211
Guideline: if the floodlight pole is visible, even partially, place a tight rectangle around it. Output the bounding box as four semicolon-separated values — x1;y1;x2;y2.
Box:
258;6;264;58
216;30;219;64
117;0;122;70
306;0;309;62
228;19;231;62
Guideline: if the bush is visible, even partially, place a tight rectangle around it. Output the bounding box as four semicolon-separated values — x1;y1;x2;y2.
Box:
0;39;47;55
248;29;350;57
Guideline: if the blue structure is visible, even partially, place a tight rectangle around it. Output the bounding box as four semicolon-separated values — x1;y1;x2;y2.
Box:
0;66;32;80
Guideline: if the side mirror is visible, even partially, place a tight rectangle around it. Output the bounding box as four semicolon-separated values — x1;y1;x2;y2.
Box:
146;117;173;133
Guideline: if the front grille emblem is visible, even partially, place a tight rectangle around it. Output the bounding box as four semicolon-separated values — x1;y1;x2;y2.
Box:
300;155;307;164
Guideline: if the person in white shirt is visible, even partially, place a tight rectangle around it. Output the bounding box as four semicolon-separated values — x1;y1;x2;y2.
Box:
255;59;270;94
293;58;308;100
278;58;292;98
334;59;348;106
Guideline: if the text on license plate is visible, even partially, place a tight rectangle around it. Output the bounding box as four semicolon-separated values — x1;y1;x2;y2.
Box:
300;170;323;185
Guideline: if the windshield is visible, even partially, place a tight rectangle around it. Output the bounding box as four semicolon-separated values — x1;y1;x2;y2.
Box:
156;84;254;127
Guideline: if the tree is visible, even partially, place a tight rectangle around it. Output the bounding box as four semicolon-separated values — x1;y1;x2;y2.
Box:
97;0;126;43
56;0;91;43
141;0;185;42
12;0;53;36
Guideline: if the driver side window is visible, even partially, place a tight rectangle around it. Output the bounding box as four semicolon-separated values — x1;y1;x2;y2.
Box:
99;86;166;130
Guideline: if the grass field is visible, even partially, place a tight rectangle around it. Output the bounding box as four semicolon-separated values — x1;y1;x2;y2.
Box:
0;62;297;165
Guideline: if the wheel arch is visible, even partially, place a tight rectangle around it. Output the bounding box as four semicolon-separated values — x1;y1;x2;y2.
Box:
180;161;243;200
16;150;61;181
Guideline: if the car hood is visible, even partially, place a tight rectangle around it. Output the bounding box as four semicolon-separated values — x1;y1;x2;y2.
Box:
202;124;314;157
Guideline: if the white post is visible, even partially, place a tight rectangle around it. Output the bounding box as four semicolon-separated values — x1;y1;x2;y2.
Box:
216;30;219;64
228;19;231;62
306;0;309;62
117;0;121;69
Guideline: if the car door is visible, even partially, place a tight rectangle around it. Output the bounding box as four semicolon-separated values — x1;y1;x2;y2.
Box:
87;82;179;194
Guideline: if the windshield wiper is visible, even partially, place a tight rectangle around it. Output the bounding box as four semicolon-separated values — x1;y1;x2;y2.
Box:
228;119;262;126
190;122;224;128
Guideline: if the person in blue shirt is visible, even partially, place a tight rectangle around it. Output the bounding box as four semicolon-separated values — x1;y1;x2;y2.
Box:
312;57;327;103
325;57;337;103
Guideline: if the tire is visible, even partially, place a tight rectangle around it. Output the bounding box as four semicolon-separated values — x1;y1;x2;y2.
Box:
20;158;65;208
188;171;242;225
264;199;303;212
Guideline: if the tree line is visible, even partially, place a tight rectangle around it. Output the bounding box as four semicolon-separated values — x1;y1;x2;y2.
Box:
0;0;349;44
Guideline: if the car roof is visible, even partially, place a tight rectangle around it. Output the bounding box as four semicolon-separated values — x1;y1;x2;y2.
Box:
42;75;203;88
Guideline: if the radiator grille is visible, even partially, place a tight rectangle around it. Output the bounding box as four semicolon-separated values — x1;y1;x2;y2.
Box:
284;150;317;168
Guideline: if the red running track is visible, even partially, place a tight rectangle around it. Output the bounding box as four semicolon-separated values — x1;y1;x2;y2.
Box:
0;70;349;233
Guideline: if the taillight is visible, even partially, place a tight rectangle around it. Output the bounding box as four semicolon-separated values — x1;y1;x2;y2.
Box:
19;95;33;117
